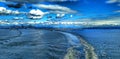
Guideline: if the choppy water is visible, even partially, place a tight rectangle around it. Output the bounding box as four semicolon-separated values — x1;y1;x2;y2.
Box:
0;29;84;59
75;29;120;59
1;29;120;59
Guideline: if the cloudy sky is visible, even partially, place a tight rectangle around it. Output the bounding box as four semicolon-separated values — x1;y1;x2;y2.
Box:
2;0;78;3
0;0;120;21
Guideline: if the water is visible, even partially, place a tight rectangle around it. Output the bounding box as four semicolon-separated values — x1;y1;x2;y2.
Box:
0;28;120;59
74;29;120;59
0;29;83;59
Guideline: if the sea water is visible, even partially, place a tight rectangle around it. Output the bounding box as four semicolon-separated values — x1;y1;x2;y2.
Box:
0;29;83;59
74;29;120;59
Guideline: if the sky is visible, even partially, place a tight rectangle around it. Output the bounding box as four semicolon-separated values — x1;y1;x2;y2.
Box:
0;0;120;22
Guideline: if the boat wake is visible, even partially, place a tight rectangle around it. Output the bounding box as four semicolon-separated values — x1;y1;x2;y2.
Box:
0;29;98;59
61;32;98;59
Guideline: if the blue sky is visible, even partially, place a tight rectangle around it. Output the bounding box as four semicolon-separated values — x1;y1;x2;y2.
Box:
0;0;120;22
54;0;120;18
0;0;120;28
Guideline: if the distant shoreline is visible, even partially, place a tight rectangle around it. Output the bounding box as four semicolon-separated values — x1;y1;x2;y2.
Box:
1;26;120;30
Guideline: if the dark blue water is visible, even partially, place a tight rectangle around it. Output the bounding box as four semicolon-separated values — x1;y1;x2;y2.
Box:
74;29;120;59
0;28;120;59
0;29;83;59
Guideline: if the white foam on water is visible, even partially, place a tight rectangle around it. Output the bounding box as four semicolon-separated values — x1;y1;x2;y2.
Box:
60;31;98;59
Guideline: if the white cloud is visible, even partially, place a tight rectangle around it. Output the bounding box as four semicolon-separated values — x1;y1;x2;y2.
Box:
49;10;73;14
3;0;78;3
29;9;44;15
0;7;6;12
0;0;6;2
33;4;77;14
0;7;20;15
114;10;120;13
106;0;120;3
12;10;20;14
106;0;117;3
28;9;45;19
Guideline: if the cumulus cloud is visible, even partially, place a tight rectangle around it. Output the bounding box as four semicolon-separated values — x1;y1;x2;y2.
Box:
33;4;77;14
0;7;21;15
28;9;45;19
29;9;44;15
